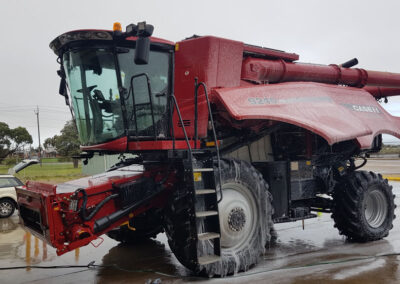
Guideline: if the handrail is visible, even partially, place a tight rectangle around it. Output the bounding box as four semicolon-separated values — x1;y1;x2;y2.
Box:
194;79;223;203
170;94;192;156
194;79;199;149
128;73;157;139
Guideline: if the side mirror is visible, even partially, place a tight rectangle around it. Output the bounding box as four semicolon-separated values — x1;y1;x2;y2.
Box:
135;37;150;65
59;77;67;97
58;77;70;106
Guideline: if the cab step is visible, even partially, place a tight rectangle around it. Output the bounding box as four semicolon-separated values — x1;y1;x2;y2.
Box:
195;189;216;195
198;255;221;265
198;232;220;241
196;210;218;218
193;168;214;172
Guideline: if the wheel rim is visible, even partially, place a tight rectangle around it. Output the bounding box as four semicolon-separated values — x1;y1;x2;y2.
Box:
364;188;388;228
0;201;13;217
218;183;258;250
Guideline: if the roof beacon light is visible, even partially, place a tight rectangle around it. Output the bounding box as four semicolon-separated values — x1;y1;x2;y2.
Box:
113;22;122;32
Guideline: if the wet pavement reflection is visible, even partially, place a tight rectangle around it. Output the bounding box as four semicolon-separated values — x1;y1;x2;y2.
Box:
1;181;400;283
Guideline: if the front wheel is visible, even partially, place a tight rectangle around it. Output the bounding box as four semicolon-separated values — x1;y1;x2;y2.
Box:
0;199;15;218
331;171;396;241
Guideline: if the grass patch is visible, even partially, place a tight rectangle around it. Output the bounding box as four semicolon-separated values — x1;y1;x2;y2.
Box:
380;145;400;155
0;163;84;184
41;157;60;163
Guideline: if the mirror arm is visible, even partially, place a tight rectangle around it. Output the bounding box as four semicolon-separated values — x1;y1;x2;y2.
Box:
115;21;154;65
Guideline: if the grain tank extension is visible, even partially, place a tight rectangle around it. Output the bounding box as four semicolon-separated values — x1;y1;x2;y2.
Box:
16;22;399;276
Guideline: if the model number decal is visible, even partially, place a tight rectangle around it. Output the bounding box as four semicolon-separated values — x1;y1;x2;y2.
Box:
248;97;332;105
248;97;277;104
342;104;381;114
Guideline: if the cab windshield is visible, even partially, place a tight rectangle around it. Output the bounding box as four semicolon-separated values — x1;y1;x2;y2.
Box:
63;47;170;146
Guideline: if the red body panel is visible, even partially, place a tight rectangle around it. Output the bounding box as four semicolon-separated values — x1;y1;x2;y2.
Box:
243;44;299;62
81;136;196;152
17;166;171;255
363;86;400;98
212;82;400;148
173;36;244;139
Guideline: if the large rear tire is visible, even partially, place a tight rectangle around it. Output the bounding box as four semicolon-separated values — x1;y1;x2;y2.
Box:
331;171;396;241
163;159;273;276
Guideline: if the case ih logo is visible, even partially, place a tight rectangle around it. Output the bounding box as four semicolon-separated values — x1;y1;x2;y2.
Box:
342;104;381;114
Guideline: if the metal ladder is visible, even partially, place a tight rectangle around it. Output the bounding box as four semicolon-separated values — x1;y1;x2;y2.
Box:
184;151;221;265
169;79;222;266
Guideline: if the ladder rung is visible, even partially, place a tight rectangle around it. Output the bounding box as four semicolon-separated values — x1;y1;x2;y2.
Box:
192;150;207;154
193;168;214;172
198;255;221;265
195;189;216;195
198;232;220;241
196;211;218;218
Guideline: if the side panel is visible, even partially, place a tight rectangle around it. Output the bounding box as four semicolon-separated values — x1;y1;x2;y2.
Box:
225;135;274;162
212;82;400;149
173;36;243;139
253;161;290;220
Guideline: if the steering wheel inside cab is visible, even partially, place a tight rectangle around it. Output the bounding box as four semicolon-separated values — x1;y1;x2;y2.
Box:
77;85;112;113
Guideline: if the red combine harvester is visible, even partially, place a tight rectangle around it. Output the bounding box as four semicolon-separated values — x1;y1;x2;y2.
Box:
17;22;399;276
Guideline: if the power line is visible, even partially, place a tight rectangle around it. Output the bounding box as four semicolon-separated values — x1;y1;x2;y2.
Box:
0;108;70;113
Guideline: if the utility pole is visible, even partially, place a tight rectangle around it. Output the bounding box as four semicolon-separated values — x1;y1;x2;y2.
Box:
34;106;42;167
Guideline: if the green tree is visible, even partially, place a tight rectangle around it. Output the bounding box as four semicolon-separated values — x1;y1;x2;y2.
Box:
44;136;58;149
0;122;33;162
53;120;81;157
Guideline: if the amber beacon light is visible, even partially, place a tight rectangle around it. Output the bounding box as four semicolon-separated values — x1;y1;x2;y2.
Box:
113;22;122;32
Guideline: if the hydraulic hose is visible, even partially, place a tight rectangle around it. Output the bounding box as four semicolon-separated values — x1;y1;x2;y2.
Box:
76;188;119;221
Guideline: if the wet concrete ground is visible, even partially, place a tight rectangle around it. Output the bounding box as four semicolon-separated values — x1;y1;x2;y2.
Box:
1;161;400;283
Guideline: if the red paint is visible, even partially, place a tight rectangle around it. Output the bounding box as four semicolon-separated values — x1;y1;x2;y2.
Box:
212;82;400;149
243;44;299;62
363;86;400;98
81;137;127;152
128;140;196;150
241;58;400;88
81;137;196;152
17;165;174;255
173;36;244;139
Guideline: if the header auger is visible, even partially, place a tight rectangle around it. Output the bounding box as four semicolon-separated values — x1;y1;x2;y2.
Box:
17;21;398;277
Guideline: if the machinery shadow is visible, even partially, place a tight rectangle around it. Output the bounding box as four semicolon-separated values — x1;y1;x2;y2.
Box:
96;236;192;283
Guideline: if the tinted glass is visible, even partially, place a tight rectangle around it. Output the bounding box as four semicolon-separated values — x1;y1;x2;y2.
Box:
63;49;124;145
118;49;169;137
0;177;22;188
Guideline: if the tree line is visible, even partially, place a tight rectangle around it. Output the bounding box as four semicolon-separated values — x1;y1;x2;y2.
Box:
0;120;80;162
43;120;80;158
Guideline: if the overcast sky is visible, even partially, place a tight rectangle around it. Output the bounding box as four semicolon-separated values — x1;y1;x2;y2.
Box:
1;0;400;147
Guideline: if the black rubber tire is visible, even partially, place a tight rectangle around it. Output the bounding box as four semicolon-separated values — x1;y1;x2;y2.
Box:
163;159;273;276
107;210;163;244
0;198;15;218
331;171;396;242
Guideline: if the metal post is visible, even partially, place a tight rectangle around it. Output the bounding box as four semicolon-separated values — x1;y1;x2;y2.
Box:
34;106;42;167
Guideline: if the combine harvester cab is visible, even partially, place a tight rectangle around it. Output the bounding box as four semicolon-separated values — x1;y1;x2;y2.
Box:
16;21;400;277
